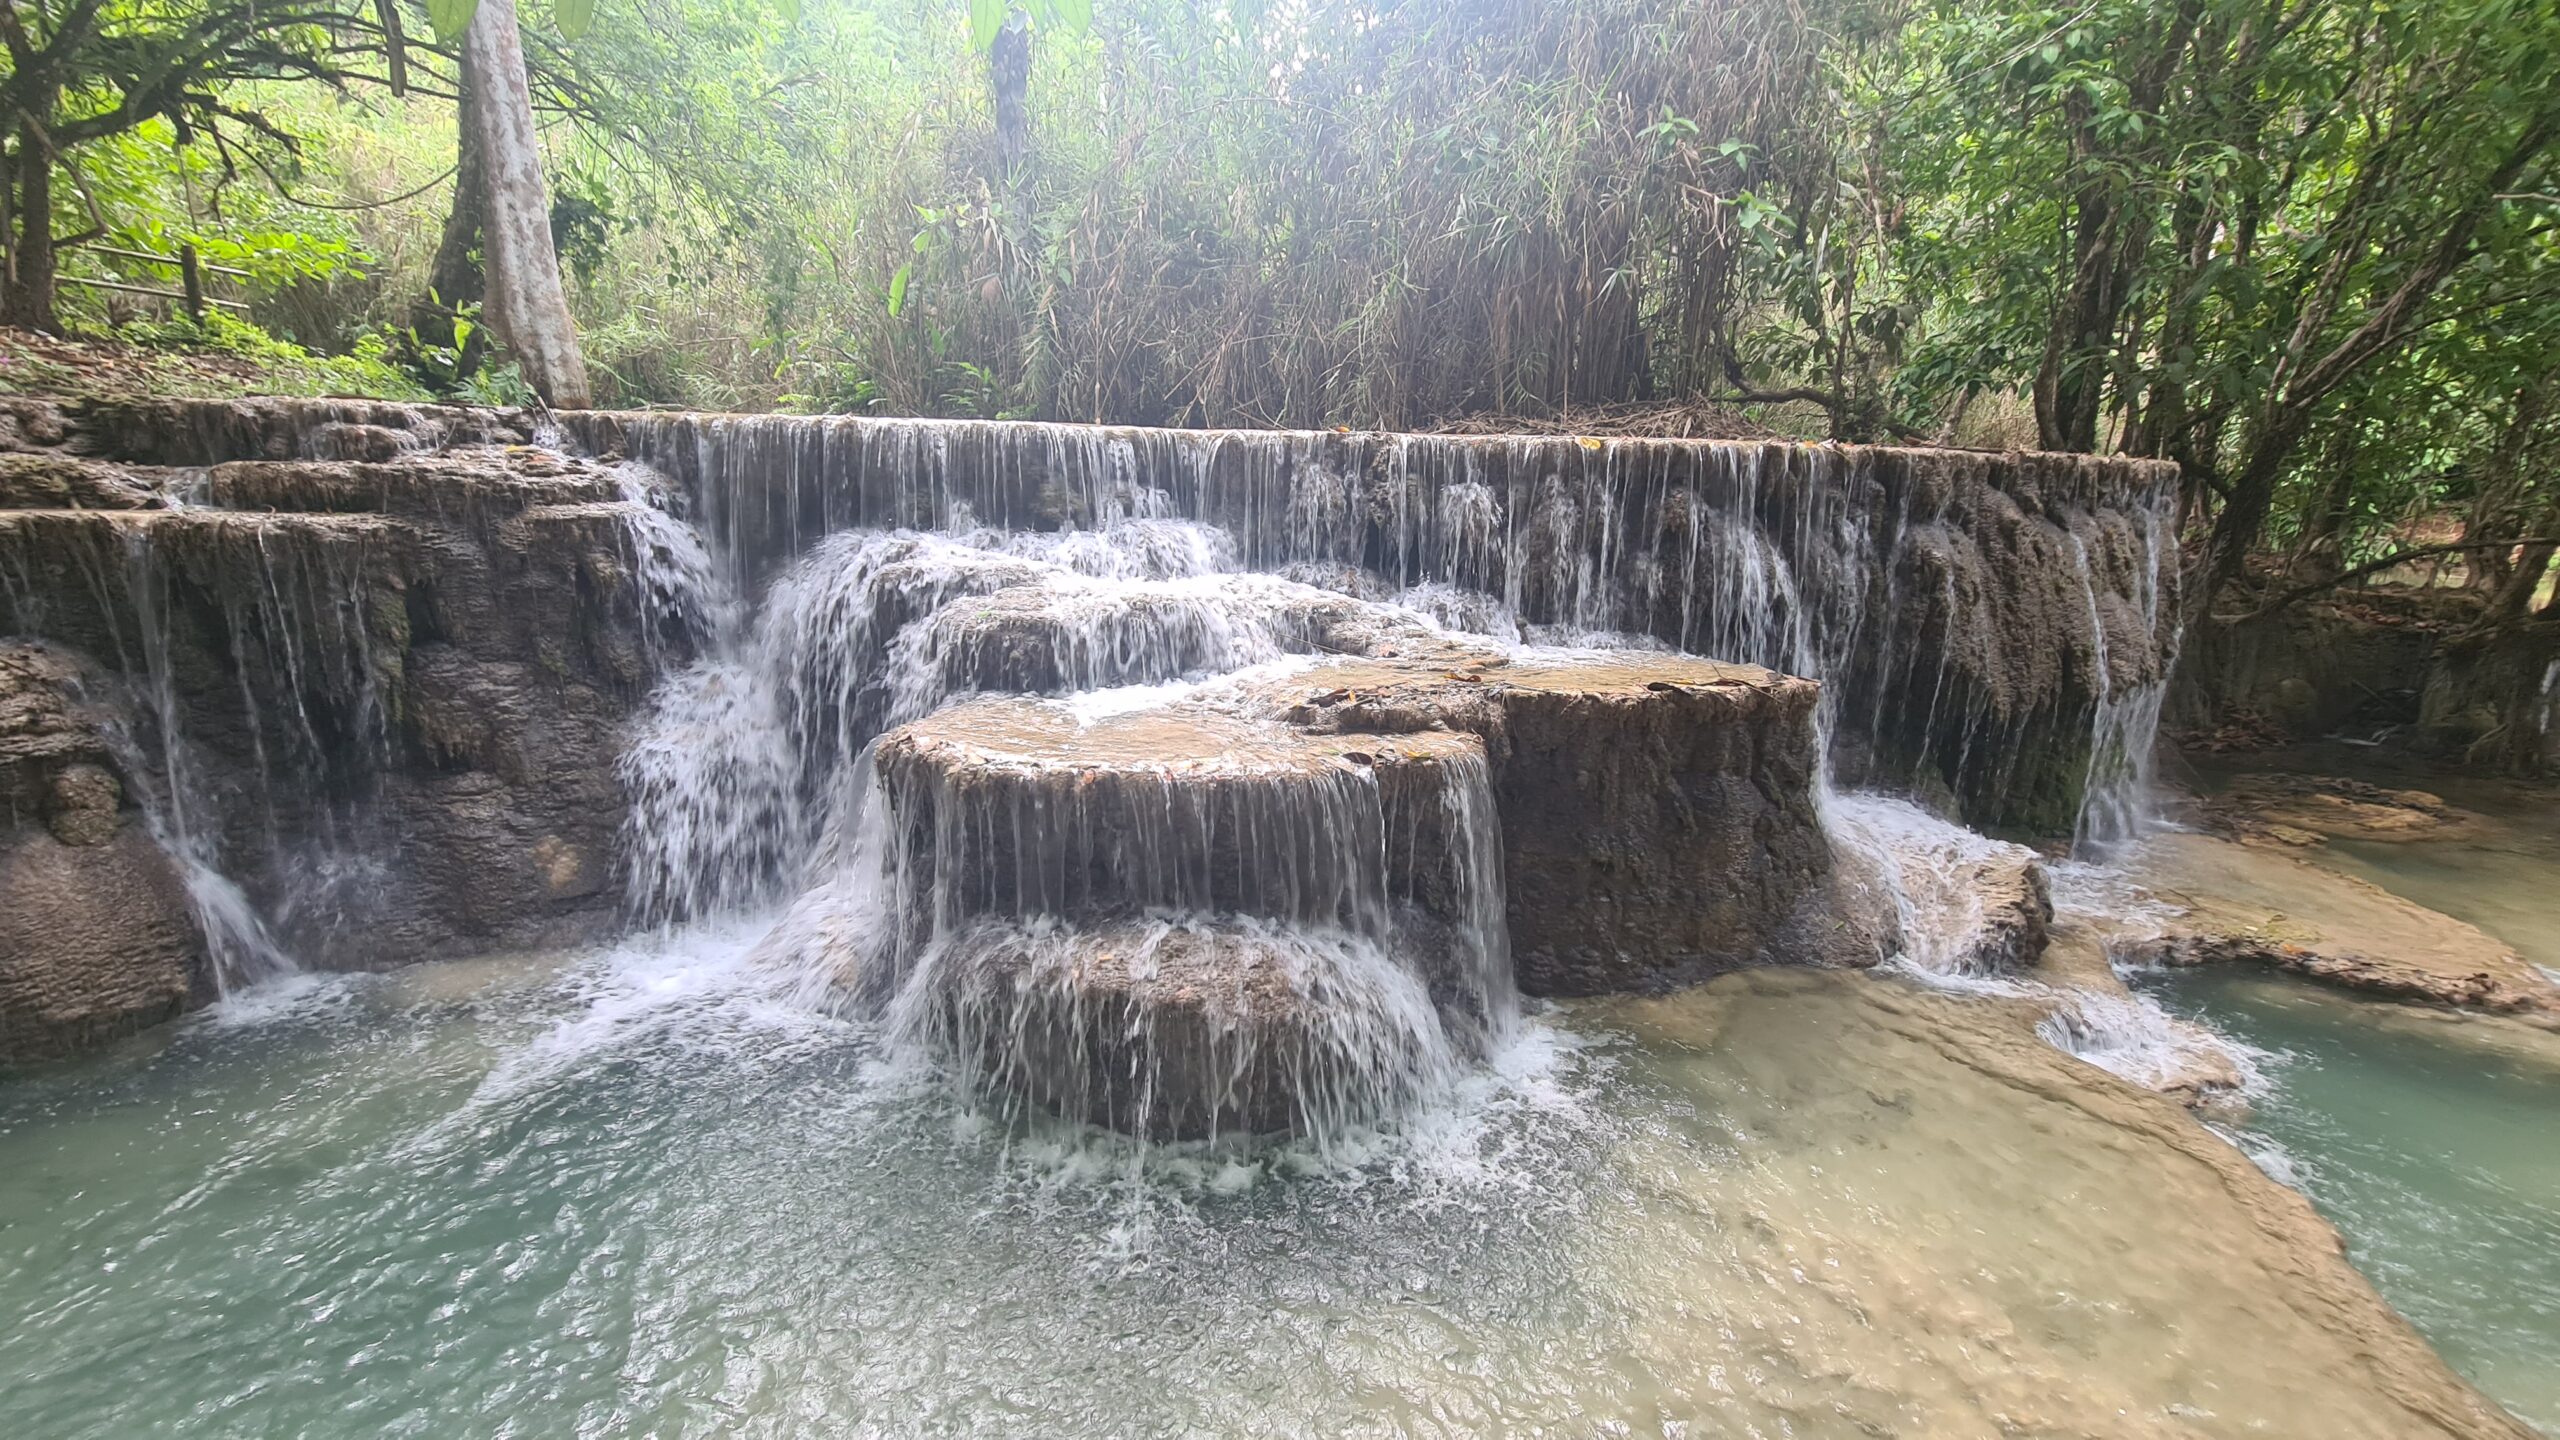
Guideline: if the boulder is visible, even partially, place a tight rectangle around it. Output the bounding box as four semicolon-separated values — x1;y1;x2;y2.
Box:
0;641;208;1064
0;828;204;1062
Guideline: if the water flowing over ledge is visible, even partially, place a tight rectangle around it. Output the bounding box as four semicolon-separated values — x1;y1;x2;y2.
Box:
2;396;2174;1110
568;409;2182;833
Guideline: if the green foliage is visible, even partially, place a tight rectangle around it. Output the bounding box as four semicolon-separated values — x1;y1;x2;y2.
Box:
101;312;430;399
6;0;2556;614
971;0;1091;52
429;0;484;42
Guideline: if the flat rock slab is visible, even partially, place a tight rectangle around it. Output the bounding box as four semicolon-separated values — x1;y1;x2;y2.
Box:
2198;771;2480;847
2119;831;2558;1022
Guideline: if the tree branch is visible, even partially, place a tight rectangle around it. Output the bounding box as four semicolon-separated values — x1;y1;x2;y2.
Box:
2227;537;2560;621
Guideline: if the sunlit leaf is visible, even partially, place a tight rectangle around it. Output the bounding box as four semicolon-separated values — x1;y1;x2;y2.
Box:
426;0;481;43
557;0;595;39
1051;0;1092;35
888;262;912;317
969;0;1005;52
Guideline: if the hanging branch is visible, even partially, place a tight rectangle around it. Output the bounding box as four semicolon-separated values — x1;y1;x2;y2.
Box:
2224;537;2560;622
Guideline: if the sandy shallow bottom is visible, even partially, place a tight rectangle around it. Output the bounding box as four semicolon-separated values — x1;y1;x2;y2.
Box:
0;936;2524;1440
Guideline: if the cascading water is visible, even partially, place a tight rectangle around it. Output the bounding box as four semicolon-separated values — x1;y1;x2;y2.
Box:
581;412;2186;1135
608;451;1519;1137
861;719;1520;1141
2071;489;2178;852
119;542;294;995
107;514;412;995
575;411;2179;833
19;404;2551;1440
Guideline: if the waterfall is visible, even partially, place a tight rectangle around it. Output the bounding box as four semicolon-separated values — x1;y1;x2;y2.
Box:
122;527;299;995
579;412;2177;837
2070;491;2176;852
866;735;1520;1142
1825;793;2034;977
568;414;2185;1133
614;525;1388;925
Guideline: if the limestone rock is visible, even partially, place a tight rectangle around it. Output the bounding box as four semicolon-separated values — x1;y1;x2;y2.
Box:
0;407;663;986
46;762;122;846
856;648;1875;1135
0;641;209;1064
2120;832;2558;1022
0;451;173;509
0;827;204;1062
1272;652;1872;991
575;410;2183;830
916;918;1458;1139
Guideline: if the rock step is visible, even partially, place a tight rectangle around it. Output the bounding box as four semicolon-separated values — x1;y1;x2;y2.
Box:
852;648;1885;1135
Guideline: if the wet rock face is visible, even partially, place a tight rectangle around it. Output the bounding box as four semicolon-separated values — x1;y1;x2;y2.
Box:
574;410;2182;831
0;642;207;1062
2122;832;2559;1023
0;398;662;977
861;651;1876;1135
1274;654;1874;991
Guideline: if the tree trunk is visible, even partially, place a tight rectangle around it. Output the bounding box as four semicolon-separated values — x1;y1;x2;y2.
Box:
2462;373;2555;591
458;0;590;408
2198;404;2315;610
411;49;489;361
2288;422;2364;584
2034;181;2131;453
990;9;1030;186
2;110;58;333
2489;540;2555;623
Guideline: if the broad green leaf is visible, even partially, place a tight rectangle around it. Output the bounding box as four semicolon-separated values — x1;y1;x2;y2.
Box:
969;0;1005;52
1051;0;1092;35
427;0;481;42
557;0;595;38
888;262;912;317
777;0;801;21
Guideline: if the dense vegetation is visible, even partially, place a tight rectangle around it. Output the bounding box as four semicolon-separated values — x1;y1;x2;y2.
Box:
2;0;2555;625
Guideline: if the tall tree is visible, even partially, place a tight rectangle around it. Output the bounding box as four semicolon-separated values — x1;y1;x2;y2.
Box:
452;0;590;406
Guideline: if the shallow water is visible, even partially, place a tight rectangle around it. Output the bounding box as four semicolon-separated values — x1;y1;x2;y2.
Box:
2143;967;2560;1434
2322;808;2560;974
0;944;2500;1439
